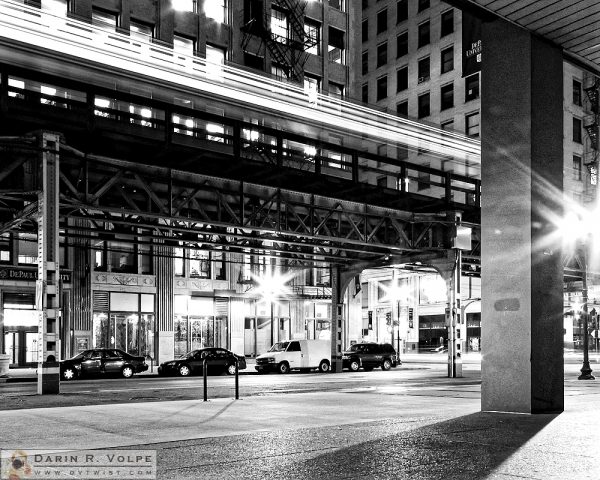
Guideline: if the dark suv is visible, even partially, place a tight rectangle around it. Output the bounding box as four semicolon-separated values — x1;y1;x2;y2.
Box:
342;343;399;372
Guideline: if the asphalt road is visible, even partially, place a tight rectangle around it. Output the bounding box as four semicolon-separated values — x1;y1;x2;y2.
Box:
0;362;482;410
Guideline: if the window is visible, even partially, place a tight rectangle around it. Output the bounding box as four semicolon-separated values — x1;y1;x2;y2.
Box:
396;100;408;117
573;117;582;143
205;0;226;23
92;8;118;32
396;66;408;92
271;6;288;41
376;76;387;101
329;82;344;98
418;92;430;118
418;21;430;48
396;31;408;58
130;20;154;42
418;56;430;83
174;248;185;276
213;251;226;280
244;0;263;27
271;63;289;80
362;0;368;9
397;0;407;23
328;27;345;64
328;0;344;11
441;83;453;110
441;10;454;37
362;51;369;75
17;233;37;265
441;46;453;74
362;83;369;103
206;44;226;78
377;42;387;68
465;73;479;101
304;75;321;101
573;79;582;106
190;250;210;278
0;233;10;263
418;0;429;12
244;52;264;71
305;19;321;55
466;112;480;138
441;120;454;131
362;20;368;43
174;35;195;55
377;9;387;34
43;0;68;15
172;0;196;13
573;154;582;181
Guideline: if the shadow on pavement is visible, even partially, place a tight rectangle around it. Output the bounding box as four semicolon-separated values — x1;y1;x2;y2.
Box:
183;411;558;480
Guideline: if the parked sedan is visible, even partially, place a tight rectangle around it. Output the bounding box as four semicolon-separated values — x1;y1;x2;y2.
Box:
61;348;148;380
158;348;246;377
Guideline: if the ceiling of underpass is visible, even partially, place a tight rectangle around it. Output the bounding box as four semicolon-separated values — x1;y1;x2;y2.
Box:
449;0;600;71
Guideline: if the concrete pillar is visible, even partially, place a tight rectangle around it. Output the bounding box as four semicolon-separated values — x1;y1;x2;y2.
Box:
330;266;360;372
481;20;564;413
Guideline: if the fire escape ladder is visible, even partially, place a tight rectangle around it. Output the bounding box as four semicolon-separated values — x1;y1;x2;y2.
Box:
278;0;308;48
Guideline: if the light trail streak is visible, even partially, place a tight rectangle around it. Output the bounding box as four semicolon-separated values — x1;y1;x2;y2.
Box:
0;0;480;163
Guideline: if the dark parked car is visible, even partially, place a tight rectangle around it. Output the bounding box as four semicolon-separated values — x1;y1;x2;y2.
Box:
342;342;399;372
61;348;148;380
158;348;246;377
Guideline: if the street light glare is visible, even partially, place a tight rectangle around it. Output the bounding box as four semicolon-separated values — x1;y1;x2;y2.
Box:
253;271;295;303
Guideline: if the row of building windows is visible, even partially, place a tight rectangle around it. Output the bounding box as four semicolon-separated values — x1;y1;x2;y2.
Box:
363;72;480;117
362;7;453;44
364;43;455;77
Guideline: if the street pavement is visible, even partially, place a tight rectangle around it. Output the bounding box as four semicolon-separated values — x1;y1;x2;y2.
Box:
1;360;599;479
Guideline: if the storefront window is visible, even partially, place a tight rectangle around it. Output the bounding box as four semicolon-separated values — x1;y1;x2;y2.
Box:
1;233;11;263
173;295;229;353
92;293;155;358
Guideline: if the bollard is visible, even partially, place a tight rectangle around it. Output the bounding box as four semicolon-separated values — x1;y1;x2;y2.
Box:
235;360;239;400
203;358;208;402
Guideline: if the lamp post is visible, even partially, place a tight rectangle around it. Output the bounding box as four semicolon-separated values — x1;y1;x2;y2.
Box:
578;245;594;380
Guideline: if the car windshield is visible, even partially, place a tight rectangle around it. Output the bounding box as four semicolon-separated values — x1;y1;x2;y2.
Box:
69;351;87;360
348;344;366;352
183;351;199;359
268;342;290;352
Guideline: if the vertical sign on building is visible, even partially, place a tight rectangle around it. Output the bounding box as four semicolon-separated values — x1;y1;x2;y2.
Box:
462;11;482;77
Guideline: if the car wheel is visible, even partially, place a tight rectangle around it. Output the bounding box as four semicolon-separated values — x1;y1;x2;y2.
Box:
318;360;330;373
178;364;191;376
121;366;134;378
226;364;237;375
62;367;76;381
382;359;392;371
277;362;290;374
349;360;360;372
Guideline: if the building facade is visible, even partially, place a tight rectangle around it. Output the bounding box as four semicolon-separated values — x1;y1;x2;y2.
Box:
358;0;600;351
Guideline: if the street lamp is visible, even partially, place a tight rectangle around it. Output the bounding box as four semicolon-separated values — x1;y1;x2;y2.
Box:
560;211;595;380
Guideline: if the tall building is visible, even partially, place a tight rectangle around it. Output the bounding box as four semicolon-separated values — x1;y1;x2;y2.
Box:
358;0;600;351
0;0;366;370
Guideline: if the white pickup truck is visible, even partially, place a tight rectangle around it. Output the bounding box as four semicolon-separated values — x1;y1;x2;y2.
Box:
255;339;331;374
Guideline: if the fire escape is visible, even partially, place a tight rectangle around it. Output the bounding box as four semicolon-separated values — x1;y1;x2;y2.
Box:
241;0;316;83
583;73;599;193
240;1;318;165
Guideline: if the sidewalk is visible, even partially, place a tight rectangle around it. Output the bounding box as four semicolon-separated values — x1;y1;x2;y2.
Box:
0;368;599;479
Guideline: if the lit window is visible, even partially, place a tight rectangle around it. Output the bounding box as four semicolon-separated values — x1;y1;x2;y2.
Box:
0;233;11;263
205;0;226;23
271;7;288;41
8;78;24;98
206;106;225;143
304;75;320;103
190;250;210;278
206;44;226;79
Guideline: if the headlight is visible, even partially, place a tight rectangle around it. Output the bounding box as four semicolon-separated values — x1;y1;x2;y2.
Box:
342;355;349;360
266;357;275;363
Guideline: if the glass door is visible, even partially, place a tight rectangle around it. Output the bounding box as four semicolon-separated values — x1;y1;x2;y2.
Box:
4;332;17;365
25;332;39;363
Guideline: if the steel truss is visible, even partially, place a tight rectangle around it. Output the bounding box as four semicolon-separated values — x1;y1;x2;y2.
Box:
0;137;481;271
